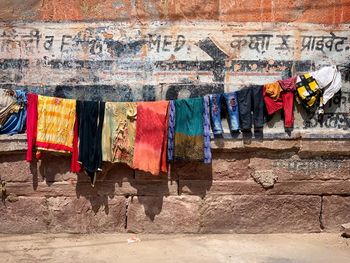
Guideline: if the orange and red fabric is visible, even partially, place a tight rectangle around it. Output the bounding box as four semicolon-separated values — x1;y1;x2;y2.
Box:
263;78;296;128
133;101;169;175
26;95;80;172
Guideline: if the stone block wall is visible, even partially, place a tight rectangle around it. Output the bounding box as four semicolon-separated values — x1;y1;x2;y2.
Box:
0;135;349;234
0;0;349;234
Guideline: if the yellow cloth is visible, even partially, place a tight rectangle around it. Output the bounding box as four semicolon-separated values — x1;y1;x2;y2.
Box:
102;102;137;167
37;95;76;152
264;82;283;101
295;73;321;108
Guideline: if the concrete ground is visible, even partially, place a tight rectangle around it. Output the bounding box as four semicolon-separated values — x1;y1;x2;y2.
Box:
0;233;349;263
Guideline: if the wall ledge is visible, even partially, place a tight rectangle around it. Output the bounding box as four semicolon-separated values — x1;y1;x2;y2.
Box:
1;132;350;154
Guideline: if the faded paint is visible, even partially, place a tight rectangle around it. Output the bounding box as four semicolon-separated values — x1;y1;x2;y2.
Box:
0;21;349;135
0;1;349;24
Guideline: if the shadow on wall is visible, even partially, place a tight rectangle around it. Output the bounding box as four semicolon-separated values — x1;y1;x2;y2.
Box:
24;152;213;223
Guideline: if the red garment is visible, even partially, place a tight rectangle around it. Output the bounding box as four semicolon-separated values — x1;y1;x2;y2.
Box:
25;93;80;172
26;93;38;162
263;83;294;128
133;101;169;175
278;76;297;91
71;117;80;172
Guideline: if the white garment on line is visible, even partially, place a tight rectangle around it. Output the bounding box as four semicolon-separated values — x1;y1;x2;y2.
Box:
311;65;342;105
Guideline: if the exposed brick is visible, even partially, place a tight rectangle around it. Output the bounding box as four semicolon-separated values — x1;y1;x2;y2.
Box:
40;0;83;21
322;196;350;232
127;196;201;233
78;0;133;21
200;195;321;233
0;0;40;21
0;197;49;233
166;0;220;20
342;0;350;23
47;196;126;233
219;0;272;22
0;0;347;23
271;0;341;24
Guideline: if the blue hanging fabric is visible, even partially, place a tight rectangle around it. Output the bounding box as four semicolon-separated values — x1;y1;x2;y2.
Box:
0;90;27;135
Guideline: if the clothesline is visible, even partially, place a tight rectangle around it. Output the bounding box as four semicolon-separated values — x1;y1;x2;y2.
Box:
0;65;343;185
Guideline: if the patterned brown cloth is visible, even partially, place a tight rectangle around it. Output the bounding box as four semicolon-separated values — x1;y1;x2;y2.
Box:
102;102;137;167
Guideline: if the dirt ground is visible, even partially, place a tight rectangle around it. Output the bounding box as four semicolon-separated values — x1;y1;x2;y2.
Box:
0;233;349;263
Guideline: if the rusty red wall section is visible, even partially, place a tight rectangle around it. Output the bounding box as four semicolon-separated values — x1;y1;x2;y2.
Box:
0;0;349;24
0;1;350;234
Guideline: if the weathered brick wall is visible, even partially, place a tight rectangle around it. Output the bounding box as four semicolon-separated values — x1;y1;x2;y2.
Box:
0;1;350;233
0;0;349;24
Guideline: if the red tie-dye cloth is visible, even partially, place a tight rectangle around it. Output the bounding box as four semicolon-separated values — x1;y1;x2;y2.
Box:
133;101;169;175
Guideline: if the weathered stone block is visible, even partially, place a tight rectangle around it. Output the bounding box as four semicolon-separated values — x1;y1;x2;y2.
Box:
127;196;201;233
0;197;49;233
179;180;264;196
120;179;178;196
97;163;134;182
251;170;278;188
42;156;134;183
243;139;300;151
299;140;350;157
0;154;43;182
200;195;321;233
250;156;350;181
212;153;250;181
211;139;244;151
268;181;350;195
0;134;27;153
6;181;78;197
41;154;77;182
135;170;170;181
172;161;212;180
322;196;350;232
47;196;126;233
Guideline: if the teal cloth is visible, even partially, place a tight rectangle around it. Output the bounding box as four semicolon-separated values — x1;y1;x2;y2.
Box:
175;98;204;136
174;98;204;161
